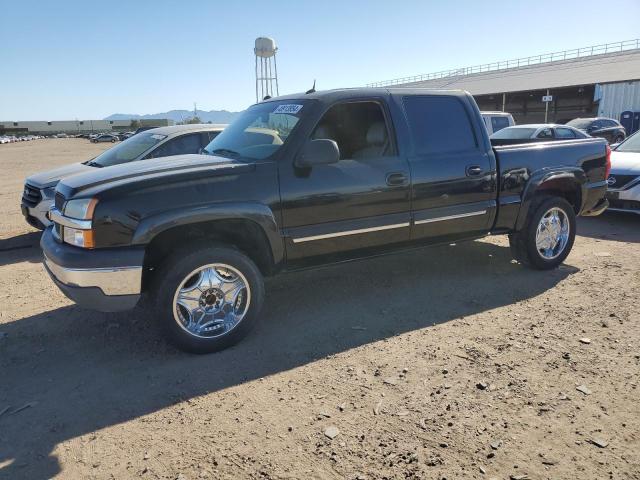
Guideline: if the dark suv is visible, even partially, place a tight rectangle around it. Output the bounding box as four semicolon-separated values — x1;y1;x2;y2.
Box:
566;117;626;144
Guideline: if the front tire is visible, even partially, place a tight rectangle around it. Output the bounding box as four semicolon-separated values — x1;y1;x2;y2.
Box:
509;196;576;270
152;245;264;353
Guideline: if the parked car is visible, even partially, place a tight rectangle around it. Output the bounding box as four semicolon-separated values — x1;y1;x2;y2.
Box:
21;124;226;229
605;130;640;214
566;117;626;144
41;88;610;353
481;111;515;135
116;131;134;141
91;134;119;143
490;124;589;145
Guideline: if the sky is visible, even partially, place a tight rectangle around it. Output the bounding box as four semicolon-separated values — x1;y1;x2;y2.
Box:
1;0;639;120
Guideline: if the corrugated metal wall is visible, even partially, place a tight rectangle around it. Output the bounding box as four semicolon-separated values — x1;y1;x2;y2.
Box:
597;81;640;120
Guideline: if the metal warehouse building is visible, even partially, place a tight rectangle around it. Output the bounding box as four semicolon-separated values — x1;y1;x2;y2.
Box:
369;40;640;131
0;118;173;135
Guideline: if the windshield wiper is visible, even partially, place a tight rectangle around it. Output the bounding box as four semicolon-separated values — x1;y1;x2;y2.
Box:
86;161;104;168
210;148;241;159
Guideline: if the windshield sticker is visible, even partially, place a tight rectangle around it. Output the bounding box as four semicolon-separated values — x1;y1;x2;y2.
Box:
150;134;167;140
273;104;303;115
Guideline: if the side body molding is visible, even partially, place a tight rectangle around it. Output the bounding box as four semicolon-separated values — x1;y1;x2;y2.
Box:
131;202;285;266
515;167;586;231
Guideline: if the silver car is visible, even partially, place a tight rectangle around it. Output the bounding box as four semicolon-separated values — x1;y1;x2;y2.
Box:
22;124;226;229
605;130;640;215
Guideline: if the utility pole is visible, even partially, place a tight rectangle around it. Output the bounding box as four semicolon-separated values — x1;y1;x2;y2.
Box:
544;89;550;123
194;102;197;120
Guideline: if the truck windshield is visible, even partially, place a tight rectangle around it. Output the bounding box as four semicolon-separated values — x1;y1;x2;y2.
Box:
204;100;307;160
88;132;167;167
616;131;640;153
490;127;537;139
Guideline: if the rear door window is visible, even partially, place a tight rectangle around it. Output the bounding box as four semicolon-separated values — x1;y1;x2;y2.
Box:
145;133;202;159
554;128;576;139
491;116;510;133
403;96;477;155
536;128;553;139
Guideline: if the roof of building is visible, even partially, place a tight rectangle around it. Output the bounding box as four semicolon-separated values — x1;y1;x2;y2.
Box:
392;49;640;95
368;40;640;96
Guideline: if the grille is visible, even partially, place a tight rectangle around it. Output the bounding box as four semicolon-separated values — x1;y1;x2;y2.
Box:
22;183;42;208
608;174;639;190
54;192;66;211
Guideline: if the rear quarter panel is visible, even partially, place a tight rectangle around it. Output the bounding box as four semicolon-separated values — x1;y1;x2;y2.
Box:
492;138;608;231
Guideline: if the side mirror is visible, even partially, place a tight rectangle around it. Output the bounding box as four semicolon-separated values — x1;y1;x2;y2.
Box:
296;139;340;168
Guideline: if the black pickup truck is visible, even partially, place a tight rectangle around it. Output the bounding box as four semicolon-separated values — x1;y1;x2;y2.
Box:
41;88;610;353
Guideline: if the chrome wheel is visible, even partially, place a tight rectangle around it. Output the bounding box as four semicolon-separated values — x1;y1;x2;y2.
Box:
172;264;251;339
535;207;570;260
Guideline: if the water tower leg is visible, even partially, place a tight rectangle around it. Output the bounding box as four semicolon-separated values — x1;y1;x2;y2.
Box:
273;54;279;97
255;56;259;103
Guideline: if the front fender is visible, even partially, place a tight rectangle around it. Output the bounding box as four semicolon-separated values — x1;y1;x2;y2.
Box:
131;202;284;265
515;168;586;231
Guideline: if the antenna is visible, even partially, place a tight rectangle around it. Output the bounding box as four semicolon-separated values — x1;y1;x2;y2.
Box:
254;37;279;102
306;80;316;94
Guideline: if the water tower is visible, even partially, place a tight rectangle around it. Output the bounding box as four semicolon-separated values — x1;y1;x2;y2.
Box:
254;37;279;102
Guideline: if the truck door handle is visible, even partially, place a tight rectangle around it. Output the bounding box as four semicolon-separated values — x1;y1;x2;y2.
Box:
386;172;408;186
466;165;483;176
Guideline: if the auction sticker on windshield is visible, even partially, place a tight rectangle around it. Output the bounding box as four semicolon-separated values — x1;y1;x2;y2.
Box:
273;104;303;114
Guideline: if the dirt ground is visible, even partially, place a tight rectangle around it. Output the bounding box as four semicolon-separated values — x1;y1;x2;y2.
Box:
0;139;638;480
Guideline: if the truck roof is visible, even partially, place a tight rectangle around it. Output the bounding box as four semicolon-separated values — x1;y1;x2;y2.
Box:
260;87;471;104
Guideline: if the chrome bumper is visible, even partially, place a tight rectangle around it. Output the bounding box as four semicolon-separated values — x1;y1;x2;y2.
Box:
44;254;142;296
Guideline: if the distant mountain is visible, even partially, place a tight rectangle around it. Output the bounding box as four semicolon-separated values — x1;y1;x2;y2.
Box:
104;109;241;124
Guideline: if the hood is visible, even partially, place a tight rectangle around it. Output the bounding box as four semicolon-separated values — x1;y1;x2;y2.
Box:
610;151;640;175
26;162;93;189
57;154;251;198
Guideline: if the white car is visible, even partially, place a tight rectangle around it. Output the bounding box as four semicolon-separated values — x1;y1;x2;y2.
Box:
605;130;640;215
22;124;226;228
481;111;515;135
490;124;590;145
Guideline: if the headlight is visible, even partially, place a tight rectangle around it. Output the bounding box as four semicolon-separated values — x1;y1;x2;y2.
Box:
63;227;95;248
64;198;98;220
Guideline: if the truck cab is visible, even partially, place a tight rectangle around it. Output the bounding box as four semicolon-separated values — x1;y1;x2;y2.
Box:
41;88;610;353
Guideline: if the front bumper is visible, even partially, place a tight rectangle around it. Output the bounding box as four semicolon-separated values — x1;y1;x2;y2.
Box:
605;180;640;214
41;227;145;312
21;198;53;229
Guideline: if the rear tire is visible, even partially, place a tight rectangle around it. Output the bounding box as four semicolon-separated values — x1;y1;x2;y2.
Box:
152;245;264;354
613;135;624;144
509;196;576;270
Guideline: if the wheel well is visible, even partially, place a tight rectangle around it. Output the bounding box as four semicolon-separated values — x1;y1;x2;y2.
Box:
535;178;582;214
142;219;275;290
